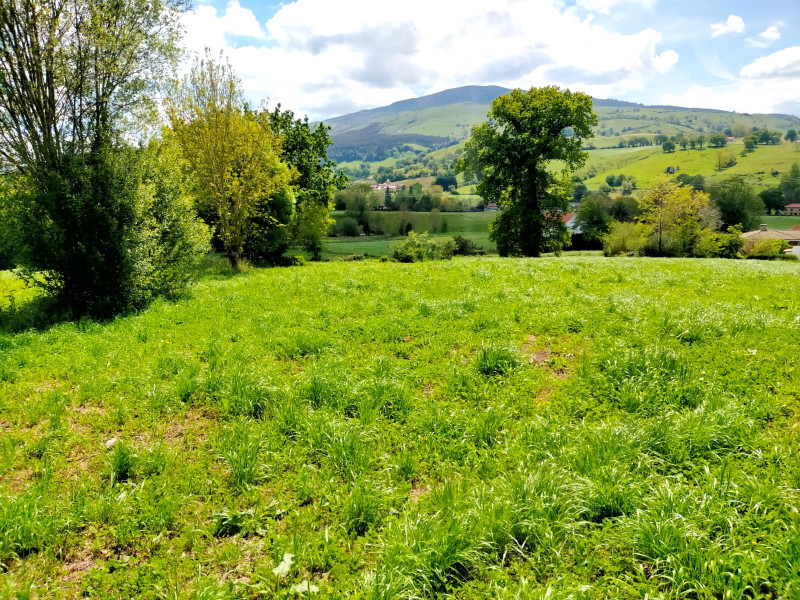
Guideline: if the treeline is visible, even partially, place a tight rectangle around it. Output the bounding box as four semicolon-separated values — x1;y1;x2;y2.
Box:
572;170;800;259
328;123;452;162
0;2;345;320
330;182;480;237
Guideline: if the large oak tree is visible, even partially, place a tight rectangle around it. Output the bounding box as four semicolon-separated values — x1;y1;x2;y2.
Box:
455;87;596;256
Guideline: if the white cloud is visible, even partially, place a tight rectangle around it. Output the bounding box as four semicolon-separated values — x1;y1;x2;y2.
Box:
574;0;656;15
180;0;679;119
746;25;782;48
182;0;264;51
740;46;800;79
710;15;745;38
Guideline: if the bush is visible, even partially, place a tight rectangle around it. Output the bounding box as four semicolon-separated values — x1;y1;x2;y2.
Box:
746;238;790;256
746;253;798;261
692;226;744;258
4;137;209;317
391;232;456;263
452;235;477;256
603;222;649;256
337;217;361;237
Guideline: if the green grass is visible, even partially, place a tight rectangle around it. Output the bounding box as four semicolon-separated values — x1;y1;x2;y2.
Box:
760;215;800;229
582;141;800;191
1;256;800;598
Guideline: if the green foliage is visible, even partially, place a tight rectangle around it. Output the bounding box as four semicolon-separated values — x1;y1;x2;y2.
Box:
452;234;478;256
759;187;786;214
390;232;456;262
575;196;612;242
168;52;291;269
336;217;361;237
662;140;676;153
603;222;650;256
693;226;744;258
710;178;764;231
746;238;790;256
781;163;800;206
457;87;597;256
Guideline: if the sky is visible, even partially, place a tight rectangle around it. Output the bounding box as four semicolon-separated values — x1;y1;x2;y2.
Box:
182;0;800;120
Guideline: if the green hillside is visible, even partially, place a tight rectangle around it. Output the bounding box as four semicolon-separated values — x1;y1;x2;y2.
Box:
325;86;800;187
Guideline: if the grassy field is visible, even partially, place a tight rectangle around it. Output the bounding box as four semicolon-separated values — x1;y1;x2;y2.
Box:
581;142;800;191
759;215;800;229
2;256;800;598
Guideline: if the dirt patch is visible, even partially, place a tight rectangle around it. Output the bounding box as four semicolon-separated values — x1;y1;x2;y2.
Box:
409;485;429;503
1;467;34;494
162;408;212;448
403;335;415;343
520;334;580;379
423;383;435;396
61;556;99;585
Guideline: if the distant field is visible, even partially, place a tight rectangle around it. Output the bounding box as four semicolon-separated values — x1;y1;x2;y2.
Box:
331;210;495;235
581;141;800;191
0;270;34;310
759;215;800;229
323;231;495;259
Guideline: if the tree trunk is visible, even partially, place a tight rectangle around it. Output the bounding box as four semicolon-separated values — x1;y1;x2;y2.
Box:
226;249;241;270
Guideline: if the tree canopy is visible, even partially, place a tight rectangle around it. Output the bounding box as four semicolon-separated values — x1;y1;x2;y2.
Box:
456;86;597;256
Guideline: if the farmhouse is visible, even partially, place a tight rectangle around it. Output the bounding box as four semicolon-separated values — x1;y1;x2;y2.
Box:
786;203;800;216
562;212;581;233
484;203;498;211
741;224;800;247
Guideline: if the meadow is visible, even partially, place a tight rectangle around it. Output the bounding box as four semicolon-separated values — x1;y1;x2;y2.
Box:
1;256;800;599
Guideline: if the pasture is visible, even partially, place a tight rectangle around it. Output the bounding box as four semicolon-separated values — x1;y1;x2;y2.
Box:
1;256;800;598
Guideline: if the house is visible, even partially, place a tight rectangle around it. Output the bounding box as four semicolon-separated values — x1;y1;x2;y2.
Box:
741;224;800;247
562;212;581;234
786;204;800;216
484;203;498;212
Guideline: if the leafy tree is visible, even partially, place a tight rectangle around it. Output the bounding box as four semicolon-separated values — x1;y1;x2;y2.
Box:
710;178;764;231
781;163;800;205
167;54;290;269
0;0;192;317
575;196;611;243
434;174;458;191
456;87;596;256
260;105;346;260
638;177;717;256
572;182;588;202
676;173;706;191
696;134;706;149
708;134;727;148
608;195;640;222
338;182;378;233
654;134;668;145
759;187;785;215
602;222;649;256
662;141;676;153
787;130;798;143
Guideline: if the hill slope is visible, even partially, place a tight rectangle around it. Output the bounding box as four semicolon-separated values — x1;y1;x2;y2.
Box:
324;86;800;180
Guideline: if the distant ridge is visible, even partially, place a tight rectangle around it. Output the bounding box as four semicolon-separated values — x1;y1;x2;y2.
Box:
323;85;800;164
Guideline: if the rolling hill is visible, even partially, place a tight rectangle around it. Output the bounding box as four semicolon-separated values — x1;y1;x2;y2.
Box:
323;85;800;188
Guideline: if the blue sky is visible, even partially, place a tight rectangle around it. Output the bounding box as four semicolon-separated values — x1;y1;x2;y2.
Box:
183;0;800;119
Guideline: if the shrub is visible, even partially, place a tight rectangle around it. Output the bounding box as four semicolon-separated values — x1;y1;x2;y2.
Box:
692;226;744;258
452;235;477;256
746;238;790;256
602;222;649;256
337;217;361;237
391;232;456;263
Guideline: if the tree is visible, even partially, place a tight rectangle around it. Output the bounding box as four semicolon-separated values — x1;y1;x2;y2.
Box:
708;134;727;148
710;178;764;231
572;182;588;202
696;134;706;149
455;86;597;256
167;53;290;269
787;130;798;143
338;182;378;232
662;141;676;153
0;0;192;317
575;196;611;243
609;195;640;222
781;163;800;206
434;173;458;191
638;177;717;256
429;208;443;233
260;105;346;260
759;187;785;215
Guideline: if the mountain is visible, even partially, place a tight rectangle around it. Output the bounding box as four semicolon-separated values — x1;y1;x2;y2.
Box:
323;85;800;169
